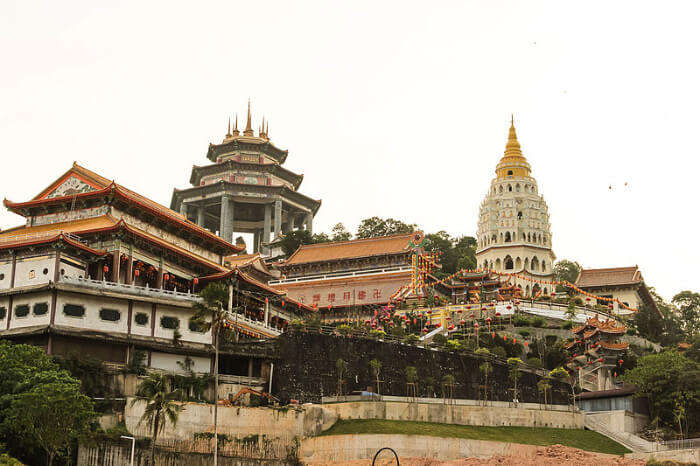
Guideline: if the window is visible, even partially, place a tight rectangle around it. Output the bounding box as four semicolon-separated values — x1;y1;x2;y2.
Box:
42;268;49;275
160;316;180;330
508;185;513;192
63;304;85;318
0;307;6;319
28;270;35;279
189;320;207;333
99;308;121;322
505;256;514;270
507;170;513;175
134;312;149;326
0;273;4;281
33;302;48;316
517;211;522;220
15;305;29;318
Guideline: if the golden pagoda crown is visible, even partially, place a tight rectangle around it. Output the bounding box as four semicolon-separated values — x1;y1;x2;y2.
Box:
495;116;531;179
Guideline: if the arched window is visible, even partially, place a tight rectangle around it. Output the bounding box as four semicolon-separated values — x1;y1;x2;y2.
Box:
507;170;513;176
531;256;539;271
515;257;522;269
527;233;531;242
495;258;502;270
524;258;530;270
515;184;520;192
544;287;549;296
491;234;497;244
483;260;489;270
542;261;547;272
517;211;522;220
508;184;513;192
500;232;504;243
499;186;503;193
505;232;511;242
526;285;531;296
505;256;513;270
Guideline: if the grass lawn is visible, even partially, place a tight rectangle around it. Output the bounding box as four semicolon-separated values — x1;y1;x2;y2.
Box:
320;419;631;456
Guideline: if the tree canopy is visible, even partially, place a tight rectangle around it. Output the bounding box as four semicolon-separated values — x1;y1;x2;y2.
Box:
423;231;477;276
671;290;700;338
553;260;581;291
356;217;417;239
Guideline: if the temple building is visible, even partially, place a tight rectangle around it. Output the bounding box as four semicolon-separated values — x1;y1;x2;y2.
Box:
475;118;556;296
566;314;629;391
574;265;659;316
0;163;308;392
170;103;321;255
271;232;428;315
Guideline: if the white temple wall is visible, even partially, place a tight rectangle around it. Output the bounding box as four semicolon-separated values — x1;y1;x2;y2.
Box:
54;293;130;334
13;255;55;287
130;301;153;337
0;296;8;327
153;304;211;344
0;260;13;290
9;291;52;329
150;352;211;374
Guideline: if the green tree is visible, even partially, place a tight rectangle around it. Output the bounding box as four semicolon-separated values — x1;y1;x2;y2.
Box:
671;290;700;338
279;230;314;256
553;260;581;292
4;370;95;466
191;281;236;466
131;372;183;465
537;376;552;409
335;358;348;396
507;357;523;402
424;232;477;276
356;217;417;239
369;359;382;395
330;223;352;242
405;366;418;399
476;348;492;403
621;351;700;436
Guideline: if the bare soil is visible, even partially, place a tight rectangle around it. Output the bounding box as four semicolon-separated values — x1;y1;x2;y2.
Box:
311;444;645;466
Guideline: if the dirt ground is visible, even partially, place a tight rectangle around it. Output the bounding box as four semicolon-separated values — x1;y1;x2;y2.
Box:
311;444;646;466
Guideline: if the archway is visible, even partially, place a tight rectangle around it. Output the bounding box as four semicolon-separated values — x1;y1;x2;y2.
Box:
515;257;522;269
504;255;514;270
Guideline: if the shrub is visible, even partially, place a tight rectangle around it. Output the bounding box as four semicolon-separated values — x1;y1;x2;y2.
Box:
337;324;353;336
531;317;546;328
549;366;569;379
626;328;636;336
512;316;530;327
518;329;531;338
445;340;461;351
403;334;419;345
368;329;386;340
432;334;447;346
561;321;573;330
526;357;543;368
492;346;507;358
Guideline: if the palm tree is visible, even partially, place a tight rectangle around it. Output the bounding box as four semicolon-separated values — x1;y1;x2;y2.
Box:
190;281;237;466
131;372;183;465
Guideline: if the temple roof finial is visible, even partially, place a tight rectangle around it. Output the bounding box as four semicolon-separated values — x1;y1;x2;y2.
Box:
244;99;254;136
233;113;239;136
226;117;231;138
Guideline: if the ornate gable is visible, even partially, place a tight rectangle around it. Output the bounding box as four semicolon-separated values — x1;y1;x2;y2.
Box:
44;176;97;199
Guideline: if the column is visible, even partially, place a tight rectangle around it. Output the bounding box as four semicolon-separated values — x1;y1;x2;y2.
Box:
112;249;120;284
253;230;260;253
196;206;205;227
263;204;271;246
125;246;133;285
305;212;313;234
179;202;188;219
264;298;270;326
273;200;282;239
288;212;296;232
219;195;233;243
156;258;163;289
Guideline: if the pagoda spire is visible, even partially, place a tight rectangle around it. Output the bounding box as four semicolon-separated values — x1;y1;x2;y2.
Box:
494;115;531;179
226;117;232;138
505;115;522;157
232;113;239;136
244;99;254;136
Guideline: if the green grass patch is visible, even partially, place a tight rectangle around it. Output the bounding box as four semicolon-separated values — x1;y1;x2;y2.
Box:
321;419;630;456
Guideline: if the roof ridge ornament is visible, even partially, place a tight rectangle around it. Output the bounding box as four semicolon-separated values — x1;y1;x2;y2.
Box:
244;99;254;136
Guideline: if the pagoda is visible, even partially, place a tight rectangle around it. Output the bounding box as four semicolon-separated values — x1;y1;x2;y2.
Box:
170;102;321;255
566;314;628;390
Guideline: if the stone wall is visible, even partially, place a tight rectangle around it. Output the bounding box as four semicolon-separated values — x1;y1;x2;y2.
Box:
271;332;572;405
321;401;583;429
300;434;612;463
125;397;337;441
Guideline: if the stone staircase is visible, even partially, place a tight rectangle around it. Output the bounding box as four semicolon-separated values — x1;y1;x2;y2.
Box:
584;415;655;453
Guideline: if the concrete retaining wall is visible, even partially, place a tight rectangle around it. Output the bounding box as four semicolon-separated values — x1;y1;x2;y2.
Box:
300;434;614;463
125;397;338;441
322;401;584;429
626;448;700;463
586;410;648;434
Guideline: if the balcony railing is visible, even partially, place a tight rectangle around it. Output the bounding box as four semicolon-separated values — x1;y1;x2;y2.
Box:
59;276;201;302
0;229;87;245
270;265;412;285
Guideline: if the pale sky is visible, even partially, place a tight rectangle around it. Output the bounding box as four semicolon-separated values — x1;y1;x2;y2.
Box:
1;1;698;301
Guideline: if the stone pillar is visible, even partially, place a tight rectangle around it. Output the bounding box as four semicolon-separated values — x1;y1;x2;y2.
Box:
179;202;188;218
263;204;271;245
125;247;133;285
247;359;254;378
253;230;260;253
196;206;205;227
264;298;270;327
219;195;234;243
112;250;120;284
273;200;282;239
288;212;296;232
305;212;313;234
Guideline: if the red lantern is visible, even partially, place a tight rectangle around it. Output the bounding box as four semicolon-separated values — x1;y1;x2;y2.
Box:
506;305;512;310
413;318;417;325
103;265;109;274
448;324;454;330
422;328;428;333
495;312;501;317
524;341;528;347
164;274;170;281
513;338;517;344
491;332;495;338
282;300;285;307
192;277;198;285
586;297;591;302
134;269;140;277
618;359;624;365
473;322;479;328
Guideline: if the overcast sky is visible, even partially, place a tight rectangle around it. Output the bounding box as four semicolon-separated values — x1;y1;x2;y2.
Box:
1;1;697;300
